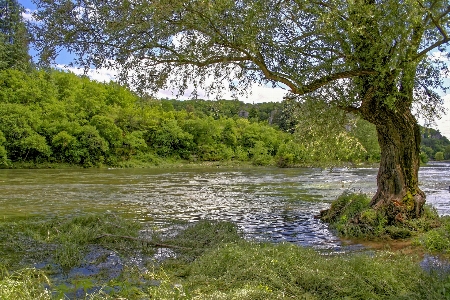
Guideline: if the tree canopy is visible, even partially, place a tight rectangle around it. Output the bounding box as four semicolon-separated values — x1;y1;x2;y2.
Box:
0;0;30;71
32;0;448;106
0;68;383;168
30;0;450;222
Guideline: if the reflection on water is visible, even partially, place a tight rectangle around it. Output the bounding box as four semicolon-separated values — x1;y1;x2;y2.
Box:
0;162;449;251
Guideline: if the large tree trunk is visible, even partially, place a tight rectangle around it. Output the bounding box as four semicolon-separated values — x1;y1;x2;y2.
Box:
364;105;425;222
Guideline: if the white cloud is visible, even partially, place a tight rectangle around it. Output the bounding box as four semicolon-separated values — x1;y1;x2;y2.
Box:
57;63;287;103
430;51;449;62
156;82;287;103
21;9;35;22
241;85;287;103
56;64;117;83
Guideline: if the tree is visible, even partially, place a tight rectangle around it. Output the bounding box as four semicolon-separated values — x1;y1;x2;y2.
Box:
434;151;444;161
445;145;450;160
0;0;30;70
32;0;449;222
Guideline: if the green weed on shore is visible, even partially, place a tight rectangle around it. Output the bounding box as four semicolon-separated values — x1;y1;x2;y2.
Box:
1;213;450;299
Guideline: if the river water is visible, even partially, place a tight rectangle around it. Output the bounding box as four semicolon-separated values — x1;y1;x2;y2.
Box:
1;162;449;251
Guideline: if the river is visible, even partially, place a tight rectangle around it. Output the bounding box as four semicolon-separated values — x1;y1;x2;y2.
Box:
1;162;449;251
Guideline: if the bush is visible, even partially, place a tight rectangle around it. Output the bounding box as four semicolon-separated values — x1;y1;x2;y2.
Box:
276;141;306;167
434;152;444;161
0;145;8;166
415;216;450;253
249;141;273;166
420;152;429;164
234;146;249;161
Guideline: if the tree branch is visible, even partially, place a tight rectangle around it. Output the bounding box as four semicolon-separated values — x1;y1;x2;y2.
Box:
250;50;302;93
412;2;450;60
295;69;377;95
414;37;450;61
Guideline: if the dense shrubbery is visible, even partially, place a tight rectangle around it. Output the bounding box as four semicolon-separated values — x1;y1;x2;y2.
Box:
2;68;447;168
0;69;384;168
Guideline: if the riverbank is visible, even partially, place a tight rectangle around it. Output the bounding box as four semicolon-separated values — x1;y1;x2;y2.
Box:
1;213;449;299
1;164;449;298
2;158;380;170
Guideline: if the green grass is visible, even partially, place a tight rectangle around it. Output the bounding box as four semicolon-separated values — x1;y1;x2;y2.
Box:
1;213;450;299
414;216;450;253
0;213;145;270
319;192;441;239
148;242;450;299
0;267;51;300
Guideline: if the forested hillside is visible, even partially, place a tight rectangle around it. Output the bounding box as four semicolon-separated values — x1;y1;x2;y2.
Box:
0;69;384;168
1;1;445;168
421;127;450;161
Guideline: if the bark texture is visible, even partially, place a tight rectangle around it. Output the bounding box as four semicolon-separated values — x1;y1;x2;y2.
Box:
361;101;425;222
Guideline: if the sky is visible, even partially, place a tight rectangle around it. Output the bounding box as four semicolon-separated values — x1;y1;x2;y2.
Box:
18;0;450;139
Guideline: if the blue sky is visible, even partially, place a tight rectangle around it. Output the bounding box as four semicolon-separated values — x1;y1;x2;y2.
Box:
18;0;450;138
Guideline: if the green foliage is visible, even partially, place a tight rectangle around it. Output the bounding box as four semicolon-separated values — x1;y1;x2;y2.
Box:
119;130;148;159
320;192;441;239
2;214;450;299
51;131;80;163
290;100;372;164
0;130;8;166
165;221;241;261
78;125;109;166
0;0;30;71
276;140;306;167
350;118;381;162
421;127;450;161
434;151;444;161
445;145;450;160
6;68;447;168
249;141;273;166
0;213;143;271
320;192;377;238
0;69;325;167
0;267;51;300
220;119;238;147
32;0;449;110
30;0;450;225
19;133;51;160
147;119;193;159
150;242;450;299
415;216;450;253
420;152;429;164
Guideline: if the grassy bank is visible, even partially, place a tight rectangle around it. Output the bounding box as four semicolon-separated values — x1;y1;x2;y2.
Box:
1;213;450;299
3;158;379;171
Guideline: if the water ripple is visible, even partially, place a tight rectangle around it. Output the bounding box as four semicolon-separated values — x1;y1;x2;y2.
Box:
0;163;449;251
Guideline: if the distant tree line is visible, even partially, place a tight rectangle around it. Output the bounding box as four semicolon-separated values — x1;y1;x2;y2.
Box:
421;127;450;162
0;0;446;168
1;68;448;168
163;97;450;164
0;68;387;168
